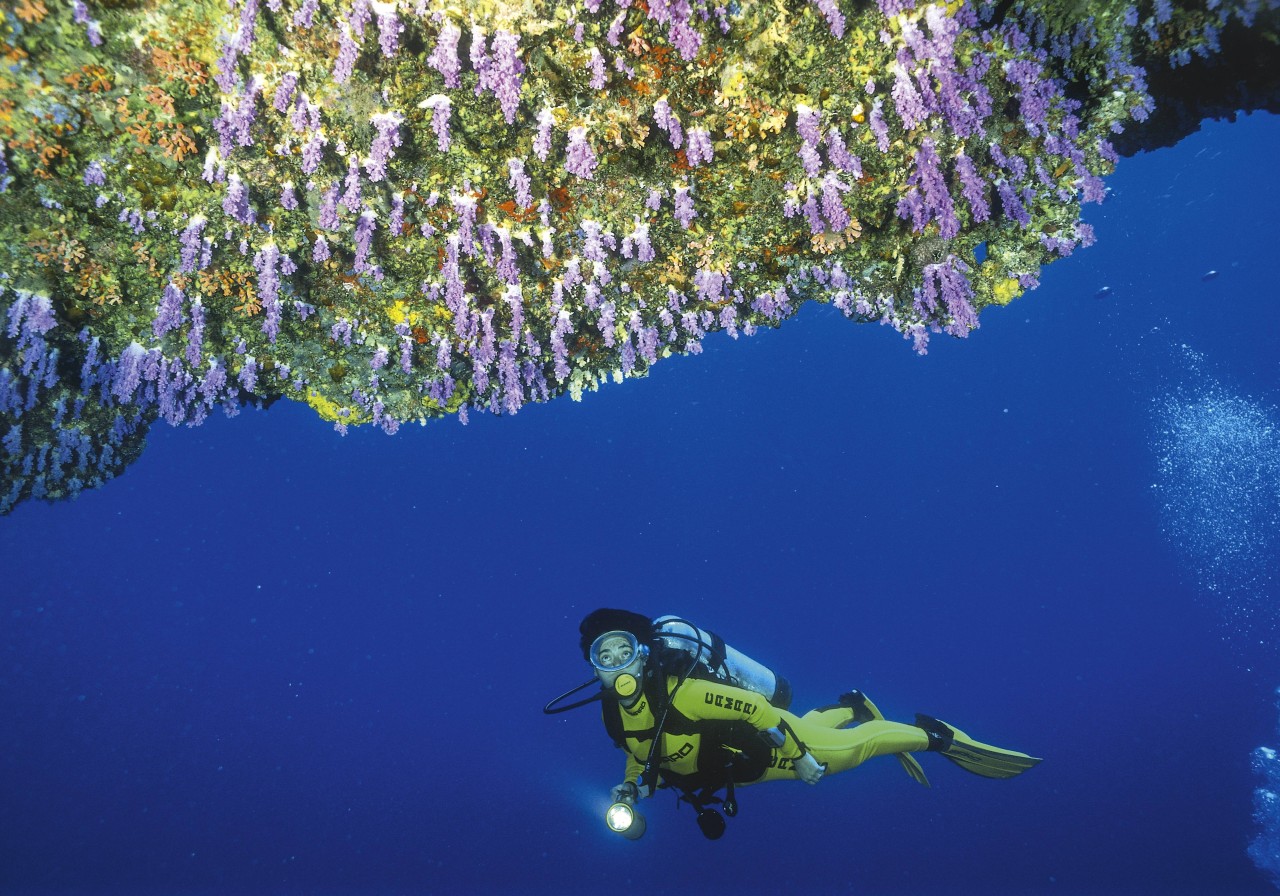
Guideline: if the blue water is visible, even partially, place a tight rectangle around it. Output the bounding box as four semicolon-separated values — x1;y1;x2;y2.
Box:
3;113;1279;895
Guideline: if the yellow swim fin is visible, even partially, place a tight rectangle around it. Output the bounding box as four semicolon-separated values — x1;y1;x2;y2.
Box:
915;714;1041;780
894;746;931;787
840;691;930;787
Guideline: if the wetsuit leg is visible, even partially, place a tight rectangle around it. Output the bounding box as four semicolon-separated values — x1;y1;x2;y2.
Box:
753;717;931;784
800;705;857;728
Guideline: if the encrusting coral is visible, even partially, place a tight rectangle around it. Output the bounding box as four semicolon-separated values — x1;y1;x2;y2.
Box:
1;0;1278;512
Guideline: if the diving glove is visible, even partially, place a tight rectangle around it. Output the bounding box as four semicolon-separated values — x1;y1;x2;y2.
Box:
610;782;638;803
794;751;826;785
610;781;652;802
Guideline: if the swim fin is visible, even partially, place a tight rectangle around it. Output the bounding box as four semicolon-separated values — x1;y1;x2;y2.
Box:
840;691;930;787
914;714;1041;780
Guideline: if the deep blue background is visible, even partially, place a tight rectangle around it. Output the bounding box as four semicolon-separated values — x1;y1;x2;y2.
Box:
3;113;1279;895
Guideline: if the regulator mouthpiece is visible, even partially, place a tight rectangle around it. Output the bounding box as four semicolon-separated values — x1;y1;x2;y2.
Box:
613;672;638;698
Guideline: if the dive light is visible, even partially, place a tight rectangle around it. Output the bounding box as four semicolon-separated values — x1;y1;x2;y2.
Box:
605;788;646;840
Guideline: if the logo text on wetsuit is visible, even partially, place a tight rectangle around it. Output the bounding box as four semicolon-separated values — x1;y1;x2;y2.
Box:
662;743;693;763
705;693;755;714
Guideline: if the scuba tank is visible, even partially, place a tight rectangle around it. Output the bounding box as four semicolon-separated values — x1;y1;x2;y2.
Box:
650;616;792;711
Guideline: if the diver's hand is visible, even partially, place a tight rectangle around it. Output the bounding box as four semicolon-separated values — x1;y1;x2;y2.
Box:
610;782;640;803
794;751;826;785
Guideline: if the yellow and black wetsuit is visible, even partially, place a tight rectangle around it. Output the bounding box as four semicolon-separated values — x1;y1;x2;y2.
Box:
610;675;930;790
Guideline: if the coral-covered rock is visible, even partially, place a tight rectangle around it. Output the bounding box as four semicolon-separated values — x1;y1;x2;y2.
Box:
2;0;1278;512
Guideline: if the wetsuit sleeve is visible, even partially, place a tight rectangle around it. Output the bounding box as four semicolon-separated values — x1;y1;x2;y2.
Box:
622;751;644;785
675;678;806;761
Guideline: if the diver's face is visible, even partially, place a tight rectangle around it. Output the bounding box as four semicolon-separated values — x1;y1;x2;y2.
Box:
595;636;635;671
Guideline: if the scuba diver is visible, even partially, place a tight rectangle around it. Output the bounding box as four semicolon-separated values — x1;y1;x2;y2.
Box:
545;609;1041;840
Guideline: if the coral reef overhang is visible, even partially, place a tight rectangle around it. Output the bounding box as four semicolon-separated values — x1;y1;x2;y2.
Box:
2;0;1278;513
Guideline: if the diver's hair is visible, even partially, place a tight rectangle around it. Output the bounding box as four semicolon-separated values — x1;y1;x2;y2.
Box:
579;608;653;660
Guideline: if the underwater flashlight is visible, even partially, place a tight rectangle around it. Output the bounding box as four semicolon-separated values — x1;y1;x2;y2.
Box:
605;795;647;840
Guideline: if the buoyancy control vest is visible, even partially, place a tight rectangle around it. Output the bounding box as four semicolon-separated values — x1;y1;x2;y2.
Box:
600;665;797;840
601;673;777;788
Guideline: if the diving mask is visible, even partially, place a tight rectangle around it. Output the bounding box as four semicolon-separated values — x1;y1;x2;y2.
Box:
589;630;648;697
